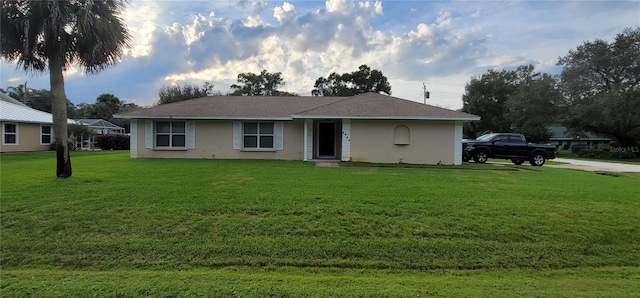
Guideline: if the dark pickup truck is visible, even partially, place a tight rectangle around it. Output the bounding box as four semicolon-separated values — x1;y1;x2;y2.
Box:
462;133;557;166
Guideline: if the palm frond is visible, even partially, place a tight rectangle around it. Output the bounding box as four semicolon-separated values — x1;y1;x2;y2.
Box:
1;0;131;74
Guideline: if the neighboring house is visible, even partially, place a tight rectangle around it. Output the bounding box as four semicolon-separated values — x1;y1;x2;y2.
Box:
115;93;480;165
548;126;611;150
77;119;126;135
1;92;75;153
75;119;126;150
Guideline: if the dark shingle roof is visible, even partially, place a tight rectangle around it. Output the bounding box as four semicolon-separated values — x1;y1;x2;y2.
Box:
295;92;478;119
116;93;479;121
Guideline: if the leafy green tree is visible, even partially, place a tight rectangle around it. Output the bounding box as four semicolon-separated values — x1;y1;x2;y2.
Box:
76;94;138;132
67;123;95;149
461;69;517;138
461;65;560;142
312;65;391;96
230;70;296;96
83;94;122;121
507;71;561;143
557;27;640;147
96;94;122;117
158;81;217;105
1;0;131;177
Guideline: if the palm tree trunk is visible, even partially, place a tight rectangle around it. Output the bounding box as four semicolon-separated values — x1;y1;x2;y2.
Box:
50;56;72;177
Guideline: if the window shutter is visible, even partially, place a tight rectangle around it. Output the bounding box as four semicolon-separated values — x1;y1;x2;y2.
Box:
275;122;284;151
187;121;196;149
145;121;153;149
233;121;241;150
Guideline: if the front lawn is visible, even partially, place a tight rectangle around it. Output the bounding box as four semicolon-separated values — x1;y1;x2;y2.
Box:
2;151;639;297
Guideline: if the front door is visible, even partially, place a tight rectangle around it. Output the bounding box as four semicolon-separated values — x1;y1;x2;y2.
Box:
318;122;336;157
315;121;341;159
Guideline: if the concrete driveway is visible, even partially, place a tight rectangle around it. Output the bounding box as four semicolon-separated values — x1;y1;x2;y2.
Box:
549;158;640;172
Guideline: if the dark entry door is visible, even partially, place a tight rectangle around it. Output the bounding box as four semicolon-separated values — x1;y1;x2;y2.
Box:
318;122;336;158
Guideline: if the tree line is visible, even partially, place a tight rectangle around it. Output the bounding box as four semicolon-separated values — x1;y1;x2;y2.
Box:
461;28;639;148
156;64;390;105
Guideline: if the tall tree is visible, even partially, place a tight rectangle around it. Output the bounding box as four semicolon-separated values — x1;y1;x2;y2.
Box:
461;65;560;141
158;81;216;105
507;71;562;143
312;65;391;96
229;70;296;96
82;93;122;120
1;0;131;177
557;27;640;147
461;69;517;138
96;93;122;117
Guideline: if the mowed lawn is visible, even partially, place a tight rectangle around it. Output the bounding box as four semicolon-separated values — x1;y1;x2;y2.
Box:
1;151;639;297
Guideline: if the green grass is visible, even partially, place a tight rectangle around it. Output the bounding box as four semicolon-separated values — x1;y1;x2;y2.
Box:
2;151;640;296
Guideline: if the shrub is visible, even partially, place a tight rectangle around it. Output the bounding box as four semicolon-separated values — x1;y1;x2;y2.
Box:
95;135;130;150
570;145;586;154
578;149;636;159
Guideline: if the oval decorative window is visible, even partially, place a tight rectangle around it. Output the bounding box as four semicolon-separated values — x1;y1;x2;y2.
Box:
393;125;410;145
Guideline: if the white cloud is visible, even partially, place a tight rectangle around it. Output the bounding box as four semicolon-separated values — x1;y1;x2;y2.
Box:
182;15;211;45
274;2;297;23
326;0;355;15
121;1;161;57
358;0;383;15
244;14;263;27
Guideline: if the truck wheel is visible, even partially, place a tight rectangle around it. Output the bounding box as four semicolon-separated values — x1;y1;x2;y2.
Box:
529;153;546;166
512;159;523;165
473;150;488;163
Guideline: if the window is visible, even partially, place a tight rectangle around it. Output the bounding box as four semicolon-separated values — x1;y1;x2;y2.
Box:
243;122;274;149
494;136;509;143
155;121;186;148
41;125;52;144
509;135;525;144
3;123;17;145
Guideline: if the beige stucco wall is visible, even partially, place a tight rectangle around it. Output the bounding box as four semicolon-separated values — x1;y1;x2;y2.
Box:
134;119;305;160
348;120;456;164
0;122;50;153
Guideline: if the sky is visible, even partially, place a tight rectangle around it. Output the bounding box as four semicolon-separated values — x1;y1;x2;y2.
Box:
1;0;638;110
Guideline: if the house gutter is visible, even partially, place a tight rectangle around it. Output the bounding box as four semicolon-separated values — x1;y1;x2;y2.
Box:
290;115;481;121
114;115;294;121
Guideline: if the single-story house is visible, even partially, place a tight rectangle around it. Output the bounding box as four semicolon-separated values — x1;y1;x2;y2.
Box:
1;92;75;153
115;92;480;165
548;126;610;150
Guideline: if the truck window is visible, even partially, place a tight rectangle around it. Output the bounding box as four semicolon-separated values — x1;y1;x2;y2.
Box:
509;136;525;144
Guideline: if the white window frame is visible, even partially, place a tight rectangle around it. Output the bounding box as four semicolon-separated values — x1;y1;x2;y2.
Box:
155;121;186;148
40;125;52;145
243;122;275;150
3;123;18;145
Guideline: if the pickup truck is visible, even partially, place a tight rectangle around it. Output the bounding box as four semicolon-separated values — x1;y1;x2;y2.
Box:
462;133;557;166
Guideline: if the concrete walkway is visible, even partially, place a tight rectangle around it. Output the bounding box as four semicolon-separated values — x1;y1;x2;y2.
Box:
549;158;640;172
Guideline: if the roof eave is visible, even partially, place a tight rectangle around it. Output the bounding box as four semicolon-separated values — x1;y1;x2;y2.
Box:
114;114;293;121
1;119;76;124
291;115;481;121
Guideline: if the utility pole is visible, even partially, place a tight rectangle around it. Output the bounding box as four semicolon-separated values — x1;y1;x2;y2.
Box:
422;83;430;104
23;81;29;104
